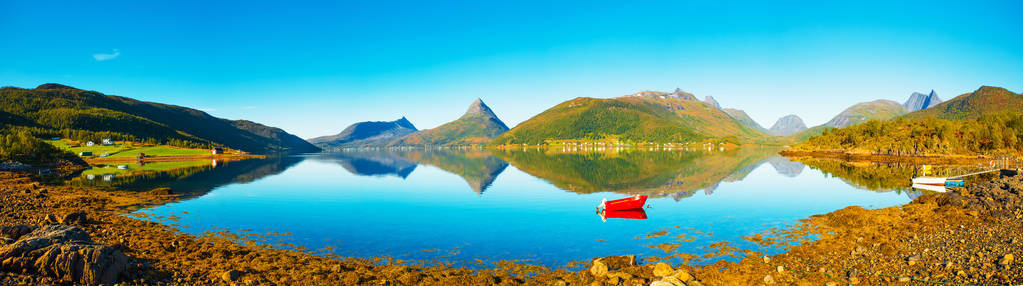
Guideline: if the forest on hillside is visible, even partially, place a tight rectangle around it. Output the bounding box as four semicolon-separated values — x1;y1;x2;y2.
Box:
792;112;1023;156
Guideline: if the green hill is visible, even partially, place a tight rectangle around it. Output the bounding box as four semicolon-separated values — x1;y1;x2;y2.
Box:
390;99;509;146
823;100;907;128
789;86;1023;156
491;93;777;146
0;84;319;154
723;108;766;132
904;86;1023;120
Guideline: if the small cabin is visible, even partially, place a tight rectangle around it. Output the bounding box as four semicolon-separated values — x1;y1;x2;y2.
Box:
86;141;95;147
79;152;93;156
211;148;224;155
101;138;114;145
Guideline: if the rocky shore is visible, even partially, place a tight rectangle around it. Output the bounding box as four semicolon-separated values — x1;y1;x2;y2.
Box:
1;171;1022;285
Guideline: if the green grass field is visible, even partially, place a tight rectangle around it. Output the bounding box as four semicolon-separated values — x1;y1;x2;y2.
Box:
45;139;212;158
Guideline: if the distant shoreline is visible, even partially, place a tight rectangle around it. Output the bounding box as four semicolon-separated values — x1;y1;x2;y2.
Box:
85;154;265;164
778;149;993;164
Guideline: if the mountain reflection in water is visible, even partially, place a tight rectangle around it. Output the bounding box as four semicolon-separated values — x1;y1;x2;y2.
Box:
121;147;938;268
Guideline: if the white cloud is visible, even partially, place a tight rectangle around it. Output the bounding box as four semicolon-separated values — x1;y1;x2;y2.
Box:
93;49;120;61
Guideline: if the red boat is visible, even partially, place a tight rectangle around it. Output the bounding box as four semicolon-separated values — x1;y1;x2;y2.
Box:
598;195;648;211
600;208;648;221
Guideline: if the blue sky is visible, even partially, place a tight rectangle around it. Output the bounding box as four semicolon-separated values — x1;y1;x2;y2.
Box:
2;0;1022;138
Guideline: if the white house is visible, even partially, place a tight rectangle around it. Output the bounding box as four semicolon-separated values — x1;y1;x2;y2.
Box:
86;141;95;147
101;138;114;145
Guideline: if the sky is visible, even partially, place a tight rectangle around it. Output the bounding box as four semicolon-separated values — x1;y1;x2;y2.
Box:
2;0;1022;138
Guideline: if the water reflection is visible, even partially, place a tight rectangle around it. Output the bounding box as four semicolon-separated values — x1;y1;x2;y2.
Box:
310;149;509;194
67;157;302;198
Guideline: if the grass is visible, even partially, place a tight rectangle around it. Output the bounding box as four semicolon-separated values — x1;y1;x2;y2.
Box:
45;139;213;158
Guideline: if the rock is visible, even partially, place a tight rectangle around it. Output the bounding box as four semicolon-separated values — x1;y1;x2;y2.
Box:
60;211;87;225
653;262;675;277
907;255;920;266
0;225;34;240
673;269;692;282
1000;254;1014;266
589;260;608;278
763;274;775;284
599;254;637;270
762;256;770;263
149;188;174;196
776;265;784;273
0;225;128;285
221;270;240;282
33;243;129;284
650;281;674;286
898;277;911;282
660;276;686;286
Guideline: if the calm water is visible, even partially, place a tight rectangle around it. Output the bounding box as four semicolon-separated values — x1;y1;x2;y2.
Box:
79;148;925;268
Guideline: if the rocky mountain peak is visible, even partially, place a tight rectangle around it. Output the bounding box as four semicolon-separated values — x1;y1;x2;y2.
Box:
395;116;415;129
463;98;498;119
767;114;808;136
904;90;943;112
704;96;721;109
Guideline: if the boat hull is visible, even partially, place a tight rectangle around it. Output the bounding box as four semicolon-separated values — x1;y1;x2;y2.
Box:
601;195;648;211
911;176;946;186
603;209;648;220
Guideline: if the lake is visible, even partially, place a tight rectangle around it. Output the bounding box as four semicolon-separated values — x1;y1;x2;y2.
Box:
74;147;928;269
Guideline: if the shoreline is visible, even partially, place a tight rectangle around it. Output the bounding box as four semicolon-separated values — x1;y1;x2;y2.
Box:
1;170;1021;284
778;149;995;164
85;154;265;164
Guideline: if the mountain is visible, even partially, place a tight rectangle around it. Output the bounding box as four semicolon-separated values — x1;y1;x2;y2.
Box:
903;90;943;112
390;99;510;146
401;149;508;195
628;88;698;101
491;146;780;197
308;117;417;149
767;115;807;136
904;86;1023;120
790;86;1023;156
490;91;777;146
723;108;766;132
703;96;721;109
0;84;319;154
823;100;907;128
313;151;418;179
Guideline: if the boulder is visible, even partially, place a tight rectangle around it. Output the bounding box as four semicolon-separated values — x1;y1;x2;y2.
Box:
0;225;129;285
652;262;674;277
149;188;175;196
60;211;87;225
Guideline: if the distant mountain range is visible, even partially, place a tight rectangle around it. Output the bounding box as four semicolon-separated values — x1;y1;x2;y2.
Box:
312;99;510;149
790;85;1023;156
391;99;510;146
0;84;319;154
722;108;766;132
903;90;942;112
490;89;777;145
308;117;417;149
904;86;1022;120
767;115;807;136
823;100;907;128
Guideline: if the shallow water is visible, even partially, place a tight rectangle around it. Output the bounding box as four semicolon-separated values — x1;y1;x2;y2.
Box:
83;148;924;268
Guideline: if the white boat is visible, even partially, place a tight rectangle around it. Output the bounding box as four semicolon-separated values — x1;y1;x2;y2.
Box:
912;183;947;193
911;176;946;186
